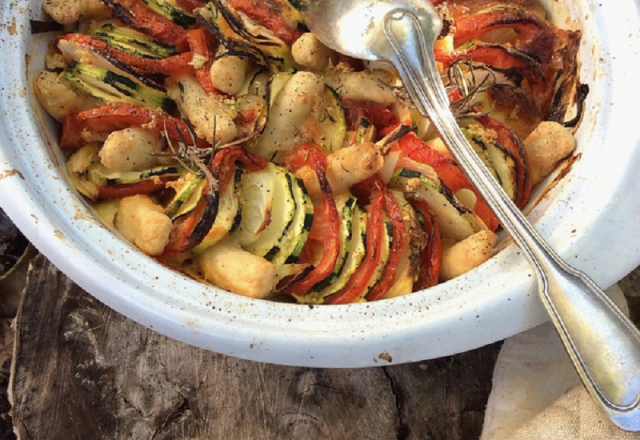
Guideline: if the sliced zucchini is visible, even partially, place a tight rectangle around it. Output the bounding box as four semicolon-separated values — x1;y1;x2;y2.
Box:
354;117;376;144
234;163;297;260
192;169;244;254
87;20;176;59
362;214;394;301
383;190;423;299
310;87;347;152
465;125;518;201
295;203;367;304
389;161;480;241
60;61;171;110
165;173;206;219
87;163;185;186
309;194;357;291
269;174;314;266
140;0;196;28
196;1;294;72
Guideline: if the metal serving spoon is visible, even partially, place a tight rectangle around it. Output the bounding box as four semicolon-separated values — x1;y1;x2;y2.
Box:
300;0;640;430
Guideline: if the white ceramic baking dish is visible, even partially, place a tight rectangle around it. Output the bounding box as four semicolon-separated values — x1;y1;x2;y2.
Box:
1;0;639;367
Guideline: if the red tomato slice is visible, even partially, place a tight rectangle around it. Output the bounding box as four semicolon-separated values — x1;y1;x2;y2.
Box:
342;99;401;135
393;133;500;231
209;146;268;194
60;103;201;151
57;34;193;76
226;0;304;45
325;190;385;304
477;116;532;208
174;0;204;13
282;145;341;294
104;0;188;50
453;8;545;47
97;180;166;199
366;181;406;301
162;194;218;256
185;28;219;95
408;197;441;290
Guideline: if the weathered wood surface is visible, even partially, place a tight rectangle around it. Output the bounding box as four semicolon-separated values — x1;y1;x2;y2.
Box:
9;254;502;440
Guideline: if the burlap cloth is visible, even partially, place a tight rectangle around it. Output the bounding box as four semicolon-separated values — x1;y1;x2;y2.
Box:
480;284;640;440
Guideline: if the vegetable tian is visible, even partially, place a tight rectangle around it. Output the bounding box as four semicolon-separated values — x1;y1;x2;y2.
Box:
33;0;584;303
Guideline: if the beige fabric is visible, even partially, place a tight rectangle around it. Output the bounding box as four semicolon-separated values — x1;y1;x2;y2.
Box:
481;284;640;440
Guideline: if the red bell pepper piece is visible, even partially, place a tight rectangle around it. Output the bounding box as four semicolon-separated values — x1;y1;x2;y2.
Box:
57;34;193;76
281;145;341;294
60;103;202;151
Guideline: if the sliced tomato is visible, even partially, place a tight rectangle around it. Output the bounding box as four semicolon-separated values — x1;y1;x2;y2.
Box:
341;99;401;137
366;179;406;301
226;0;304;45
392;133;500;231
185;28;219;95
209;145;268;194
325;190;385;304
57;34;193;76
453;7;546;47
97;180;166;199
282;145;341;294
175;0;204;13
162;194;218;256
477;116;532;208
408;197;441;290
60;103;202;151
103;0;188;51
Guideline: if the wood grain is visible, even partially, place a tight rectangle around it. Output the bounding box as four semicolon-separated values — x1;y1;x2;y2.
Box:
9;254;502;440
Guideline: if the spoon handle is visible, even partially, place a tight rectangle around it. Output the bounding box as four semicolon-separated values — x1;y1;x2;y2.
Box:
383;8;640;430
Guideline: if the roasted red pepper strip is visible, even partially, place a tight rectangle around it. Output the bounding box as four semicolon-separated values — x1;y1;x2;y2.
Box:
393;133;500;231
57;34;193;76
408;197;441;290
60;103;200;151
97;180;166;199
326;189;385;304
282;145;341;294
226;0;304;45
185;28;218;95
103;0;189;51
477;116;532;208
366;178;406;301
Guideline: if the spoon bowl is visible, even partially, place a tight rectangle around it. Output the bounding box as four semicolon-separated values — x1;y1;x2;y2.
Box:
302;0;640;431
